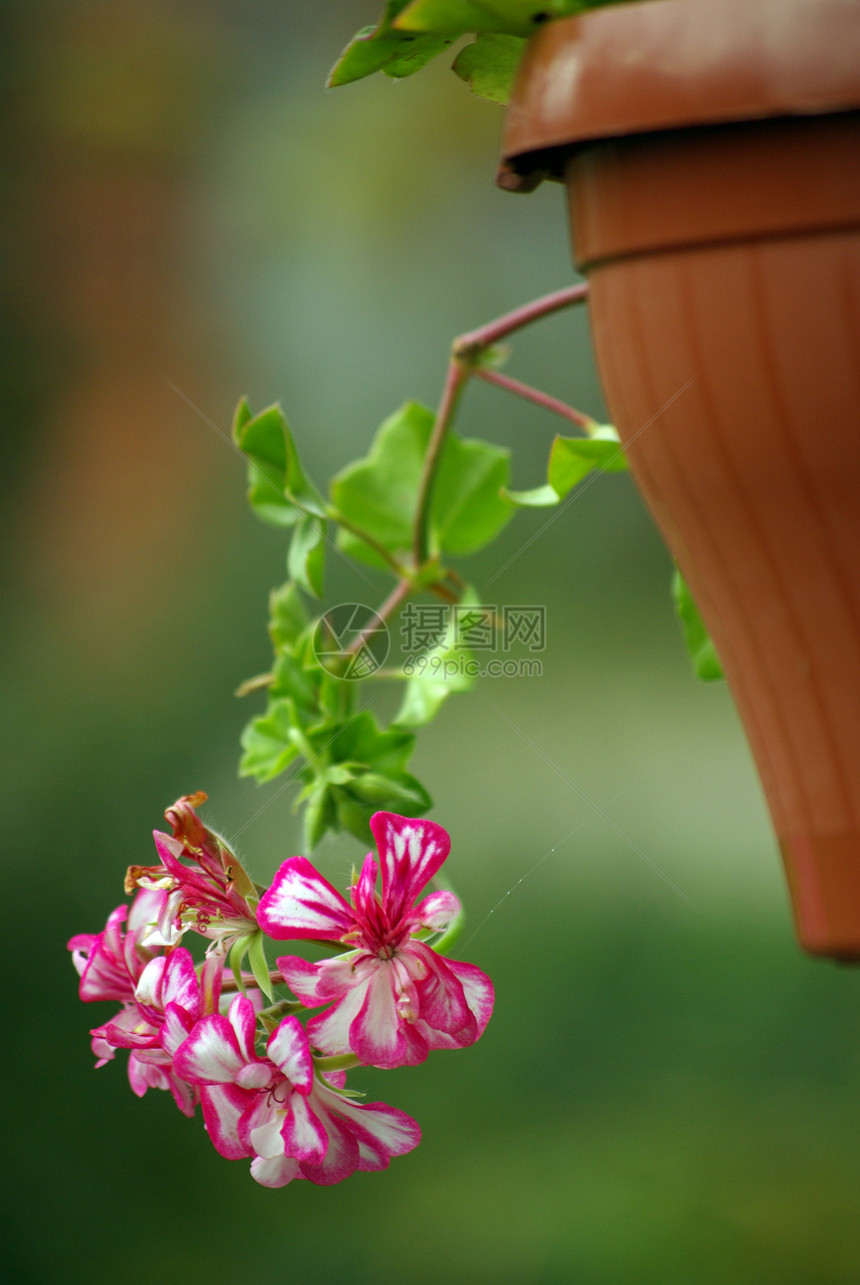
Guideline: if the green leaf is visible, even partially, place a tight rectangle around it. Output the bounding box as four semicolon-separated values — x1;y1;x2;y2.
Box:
303;784;338;850
330;402;429;570
328;26;450;87
672;568;725;682
394;586;479;727
288;516;326;598
549;426;628;492
269;651;319;717
396;0;576;37
504;427;627;507
228;935;252;994
239;700;301;782
503;483;561;508
383;33;453;78
332;771;433;842
452;33;525;104
327;710;417;778
434;430;512;555
232;402;301;527
233;396;252;437
327;27;405;86
246;931;274;1002
268;582;308;651
331;401;511;569
344;770;432;810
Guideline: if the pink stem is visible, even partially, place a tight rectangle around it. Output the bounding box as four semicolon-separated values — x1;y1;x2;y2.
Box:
454;282;588;355
412;358;471;567
344;577;414;658
474;366;594;431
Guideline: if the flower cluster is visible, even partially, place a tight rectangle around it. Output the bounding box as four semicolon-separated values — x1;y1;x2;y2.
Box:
69;795;493;1188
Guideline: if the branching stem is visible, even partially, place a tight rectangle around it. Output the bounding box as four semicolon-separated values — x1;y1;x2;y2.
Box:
453;282;588;355
412;282;589;567
473;366;594;432
344;577;414;658
412;357;471;567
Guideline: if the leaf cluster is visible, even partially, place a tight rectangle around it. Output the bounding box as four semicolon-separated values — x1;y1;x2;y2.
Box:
232;326;721;855
328;1;639;104
232;397;519;851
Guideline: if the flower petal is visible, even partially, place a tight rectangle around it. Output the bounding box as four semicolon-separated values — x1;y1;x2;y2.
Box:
166;1071;197;1117
201;1084;254;1159
257;856;355;941
298;1113;359;1186
370;813;450;924
161;948;200;1018
326;1091;421;1171
306;981;369;1059
444;957;495;1040
248;1104;288;1159
226;994;259;1064
413;957;495;1051
76;906;135;1002
276;953;358;1007
133;957;166;1014
407;942;474;1038
281;1091;328;1165
267;1016;313;1094
127;1053;167;1099
409;889;461;933
350;853;380;924
349;961;408;1069
160;1002;195;1058
250;1153;302;1188
172;1014;245;1084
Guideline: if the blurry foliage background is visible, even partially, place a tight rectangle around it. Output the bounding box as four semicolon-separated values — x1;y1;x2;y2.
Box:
3;2;860;1282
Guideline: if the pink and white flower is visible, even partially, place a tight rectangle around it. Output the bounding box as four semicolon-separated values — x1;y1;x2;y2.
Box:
124;792;259;953
173;994;421;1186
68;890;221;1116
68;887;165;1004
257;812;494;1069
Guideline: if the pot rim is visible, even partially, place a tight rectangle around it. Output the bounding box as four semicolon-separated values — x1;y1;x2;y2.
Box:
499;0;860;192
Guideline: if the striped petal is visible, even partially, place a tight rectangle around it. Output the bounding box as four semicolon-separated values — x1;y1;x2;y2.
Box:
370;813;450;924
297;1113;359;1186
257;857;355;941
76;906;134;1002
173;1014;246;1084
161;948;200;1017
326;1091;421;1171
417;957;494;1051
280;1092;328;1165
349;961;407;1069
276;953;358;1007
201;1084;254;1159
407;941;474;1038
306;979;370;1059
409;889;461;933
226;994;259;1064
267;1016;314;1093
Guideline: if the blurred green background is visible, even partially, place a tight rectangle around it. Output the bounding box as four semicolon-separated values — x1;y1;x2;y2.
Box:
3;3;860;1282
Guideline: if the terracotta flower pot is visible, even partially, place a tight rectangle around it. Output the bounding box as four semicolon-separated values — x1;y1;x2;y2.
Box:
498;0;860;957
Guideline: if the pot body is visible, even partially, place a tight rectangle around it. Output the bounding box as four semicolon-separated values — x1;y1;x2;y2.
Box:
500;0;860;956
573;113;860;957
